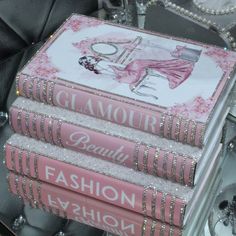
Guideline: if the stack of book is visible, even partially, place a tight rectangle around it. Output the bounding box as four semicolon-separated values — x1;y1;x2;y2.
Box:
4;14;236;236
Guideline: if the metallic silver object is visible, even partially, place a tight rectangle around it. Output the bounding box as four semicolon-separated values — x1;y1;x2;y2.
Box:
11;215;26;231
0;112;8;127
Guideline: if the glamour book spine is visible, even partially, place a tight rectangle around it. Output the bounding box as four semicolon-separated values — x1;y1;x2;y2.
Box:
7;172;183;236
16;73;205;148
4;140;187;228
9;101;197;187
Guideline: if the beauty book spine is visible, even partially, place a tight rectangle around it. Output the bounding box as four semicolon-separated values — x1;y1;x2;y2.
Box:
7;172;183;236
5;143;186;228
16;73;205;147
9;105;196;187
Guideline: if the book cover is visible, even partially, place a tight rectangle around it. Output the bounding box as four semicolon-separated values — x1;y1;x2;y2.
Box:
4;134;222;228
9;97;207;187
16;14;236;147
7;171;183;236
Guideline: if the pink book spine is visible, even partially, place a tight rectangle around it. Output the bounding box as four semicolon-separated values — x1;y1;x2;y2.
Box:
8;172;183;236
5;143;186;228
16;73;205;148
9;105;196;187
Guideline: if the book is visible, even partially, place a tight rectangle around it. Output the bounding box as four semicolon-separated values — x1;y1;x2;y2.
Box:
9;97;225;187
15;14;236;147
7;172;183;236
4;133;222;228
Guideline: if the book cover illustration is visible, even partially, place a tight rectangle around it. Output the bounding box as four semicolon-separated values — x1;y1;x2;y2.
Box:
17;15;236;146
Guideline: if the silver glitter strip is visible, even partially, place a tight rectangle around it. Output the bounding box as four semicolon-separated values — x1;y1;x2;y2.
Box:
133;140;141;171
153;148;160;176
179;156;187;185
150;220;157;236
190;121;197;146
28;179;35;207
42;80;48;103
160;223;165;236
36;78;41;101
22;77;28;97
189;161;196;186
159;113;166;137
174;116;181;142
28;77;34;99
171;153;177;183
56;119;63;147
169;196;176;226
48;81;55;105
21;177;29;200
33;154;39;179
162;152;169;179
183;119;190;144
25;151;31;177
32;113;38;139
36;180;46;211
180;205;185;227
199;124;205;147
17;110;23;134
143;145;150;173
141;218;147;236
24;112;30;136
15;176;21;197
47;119;54;144
166;115;174;139
40;115;46;141
169;227;174;236
161;193;167;222
10;147;16;172
18;150;23;174
151;187;158;219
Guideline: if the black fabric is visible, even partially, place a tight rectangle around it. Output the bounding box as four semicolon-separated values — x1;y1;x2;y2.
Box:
0;1;106;235
0;0;98;111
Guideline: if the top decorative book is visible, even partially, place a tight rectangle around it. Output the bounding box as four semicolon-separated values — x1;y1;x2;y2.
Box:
16;14;236;147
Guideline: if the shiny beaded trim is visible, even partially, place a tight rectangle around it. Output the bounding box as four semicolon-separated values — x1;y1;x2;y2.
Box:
28;77;34;99
153;148;160;176
150;220;157;236
42;79;48;103
193;0;236;15
33;153;39;179
171;152;177;183
169;196;176;225
48;119;54;144
40;115;46;142
10;147;16;172
162;152;169;179
143;145;150;173
174;116;182;142
166;114;174;139
160;223;166;236
141;218;147;236
22;77;28;97
133;140;141;171
56;119;63;147
179;155;187;185
48;81;55;105
190;121;197;146
26;151;31;177
159;113;166;137
36;78;41;101
24;112;30;136
18;150;23;174
32;113;38;139
189;160;196;186
147;0;236;50
161;192;167;222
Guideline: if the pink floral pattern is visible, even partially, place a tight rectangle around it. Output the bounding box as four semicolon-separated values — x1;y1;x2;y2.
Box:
168;96;214;122
205;47;236;72
28;52;59;79
65;15;102;32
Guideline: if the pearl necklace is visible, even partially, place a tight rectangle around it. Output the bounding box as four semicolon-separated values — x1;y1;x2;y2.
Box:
146;0;236;51
193;0;236;15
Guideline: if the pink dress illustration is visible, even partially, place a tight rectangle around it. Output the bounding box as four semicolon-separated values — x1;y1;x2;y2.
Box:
78;40;201;100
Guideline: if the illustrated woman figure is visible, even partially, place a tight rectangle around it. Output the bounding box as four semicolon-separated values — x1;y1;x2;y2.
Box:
78;55;194;90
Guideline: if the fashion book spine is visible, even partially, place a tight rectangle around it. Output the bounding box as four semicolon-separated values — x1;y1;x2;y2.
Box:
9;104;196;187
16;73;205;148
7;172;183;236
5;143;186;227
